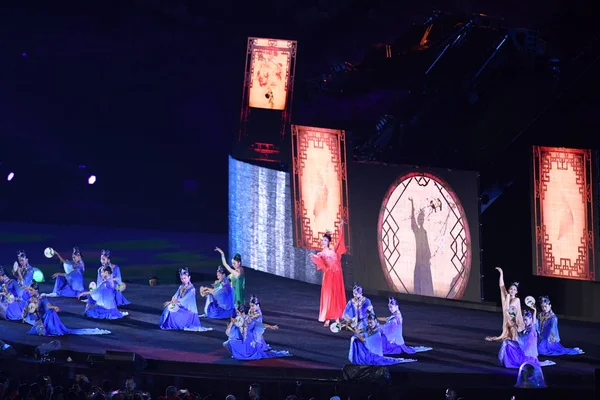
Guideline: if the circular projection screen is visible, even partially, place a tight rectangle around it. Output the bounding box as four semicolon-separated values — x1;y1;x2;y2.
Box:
377;172;472;299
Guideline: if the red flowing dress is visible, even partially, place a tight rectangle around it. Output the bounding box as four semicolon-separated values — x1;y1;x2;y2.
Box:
310;233;347;322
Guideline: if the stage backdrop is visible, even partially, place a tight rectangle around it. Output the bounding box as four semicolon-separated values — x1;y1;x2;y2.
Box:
348;162;481;302
229;156;480;302
229;156;326;285
290;125;350;252
531;146;597;281
247;37;296;111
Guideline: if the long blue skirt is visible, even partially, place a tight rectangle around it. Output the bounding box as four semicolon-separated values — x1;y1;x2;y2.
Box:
85;297;125;320
115;291;131;306
28;310;110;336
223;338;291;360
53;276;83;298
159;307;209;331
349;337;416;366
538;339;583;356
204;295;235;319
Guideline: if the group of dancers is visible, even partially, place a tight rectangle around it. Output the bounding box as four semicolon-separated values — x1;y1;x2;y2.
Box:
484;267;584;369
0;246;286;361
311;221;584;368
311;220;432;365
0;224;585;368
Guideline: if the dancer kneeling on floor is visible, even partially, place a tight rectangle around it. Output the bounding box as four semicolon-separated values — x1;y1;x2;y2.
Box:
223;301;291;360
378;297;432;355
200;266;236;319
78;265;128;320
498;306;555;369
24;282;111;336
159;267;211;332
348;312;417;366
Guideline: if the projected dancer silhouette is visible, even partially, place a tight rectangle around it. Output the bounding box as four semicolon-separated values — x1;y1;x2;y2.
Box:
408;197;434;296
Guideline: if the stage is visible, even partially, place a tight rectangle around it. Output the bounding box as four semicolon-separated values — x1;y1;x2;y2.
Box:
1;222;599;391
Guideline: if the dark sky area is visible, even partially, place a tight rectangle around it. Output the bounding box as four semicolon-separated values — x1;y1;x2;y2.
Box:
0;0;597;232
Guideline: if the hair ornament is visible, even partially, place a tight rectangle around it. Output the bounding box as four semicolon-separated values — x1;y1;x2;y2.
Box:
352;282;363;292
0;266;5;276
101;249;111;258
250;294;260;305
179;267;190;276
17;250;27;259
216;265;226;275
73;246;81;256
510;281;520;288
539;296;551;305
388;297;398;306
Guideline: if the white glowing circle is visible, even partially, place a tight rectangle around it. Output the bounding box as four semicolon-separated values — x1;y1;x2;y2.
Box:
88;175;96;185
7;172;14;181
377;173;472;299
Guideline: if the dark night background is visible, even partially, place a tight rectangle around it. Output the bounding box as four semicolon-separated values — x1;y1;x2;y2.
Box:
1;0;599;312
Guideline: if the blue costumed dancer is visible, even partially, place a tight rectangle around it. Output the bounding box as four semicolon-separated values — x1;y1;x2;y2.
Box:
0;267;28;321
78;265;129;319
348;313;417;365
379;298;432;355
47;247;85;298
536;296;583;356
342;283;373;331
200;266;236;319
159;268;212;332
499;307;555;368
96;249;130;306
23;283;111;336
14;251;43;287
224;300;291;360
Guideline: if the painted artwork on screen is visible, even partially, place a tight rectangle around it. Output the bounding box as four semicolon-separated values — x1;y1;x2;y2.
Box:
291;126;350;252
377;172;472;299
532;146;595;281
247;38;296;111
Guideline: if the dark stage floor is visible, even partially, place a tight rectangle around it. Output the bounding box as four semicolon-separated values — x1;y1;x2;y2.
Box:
1;222;599;390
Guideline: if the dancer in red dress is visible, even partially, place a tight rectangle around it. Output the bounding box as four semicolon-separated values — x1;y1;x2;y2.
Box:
310;220;347;327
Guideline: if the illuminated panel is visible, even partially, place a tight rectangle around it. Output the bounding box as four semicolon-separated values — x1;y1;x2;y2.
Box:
377;173;472;299
291;125;350;252
228;156;321;285
532;146;595;281
247;38;296;111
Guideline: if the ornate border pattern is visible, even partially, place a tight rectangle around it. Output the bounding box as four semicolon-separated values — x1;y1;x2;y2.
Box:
238;37;297;143
532;146;596;281
291;125;350;253
376;172;472;299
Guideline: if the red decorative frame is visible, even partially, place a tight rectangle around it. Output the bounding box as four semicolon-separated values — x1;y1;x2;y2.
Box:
376;172;472;299
291;125;350;253
532;146;596;281
238;37;297;143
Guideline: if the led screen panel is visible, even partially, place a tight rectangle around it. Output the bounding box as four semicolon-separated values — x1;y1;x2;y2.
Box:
247;38;296;111
532;146;596;281
229;156;324;285
377;172;473;299
349;162;480;302
291;125;350;252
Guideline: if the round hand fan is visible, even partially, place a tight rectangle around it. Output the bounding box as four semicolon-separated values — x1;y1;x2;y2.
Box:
330;321;342;333
525;296;536;308
44;247;55;258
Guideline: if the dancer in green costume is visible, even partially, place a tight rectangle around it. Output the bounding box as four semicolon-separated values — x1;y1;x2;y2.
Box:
215;247;245;307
